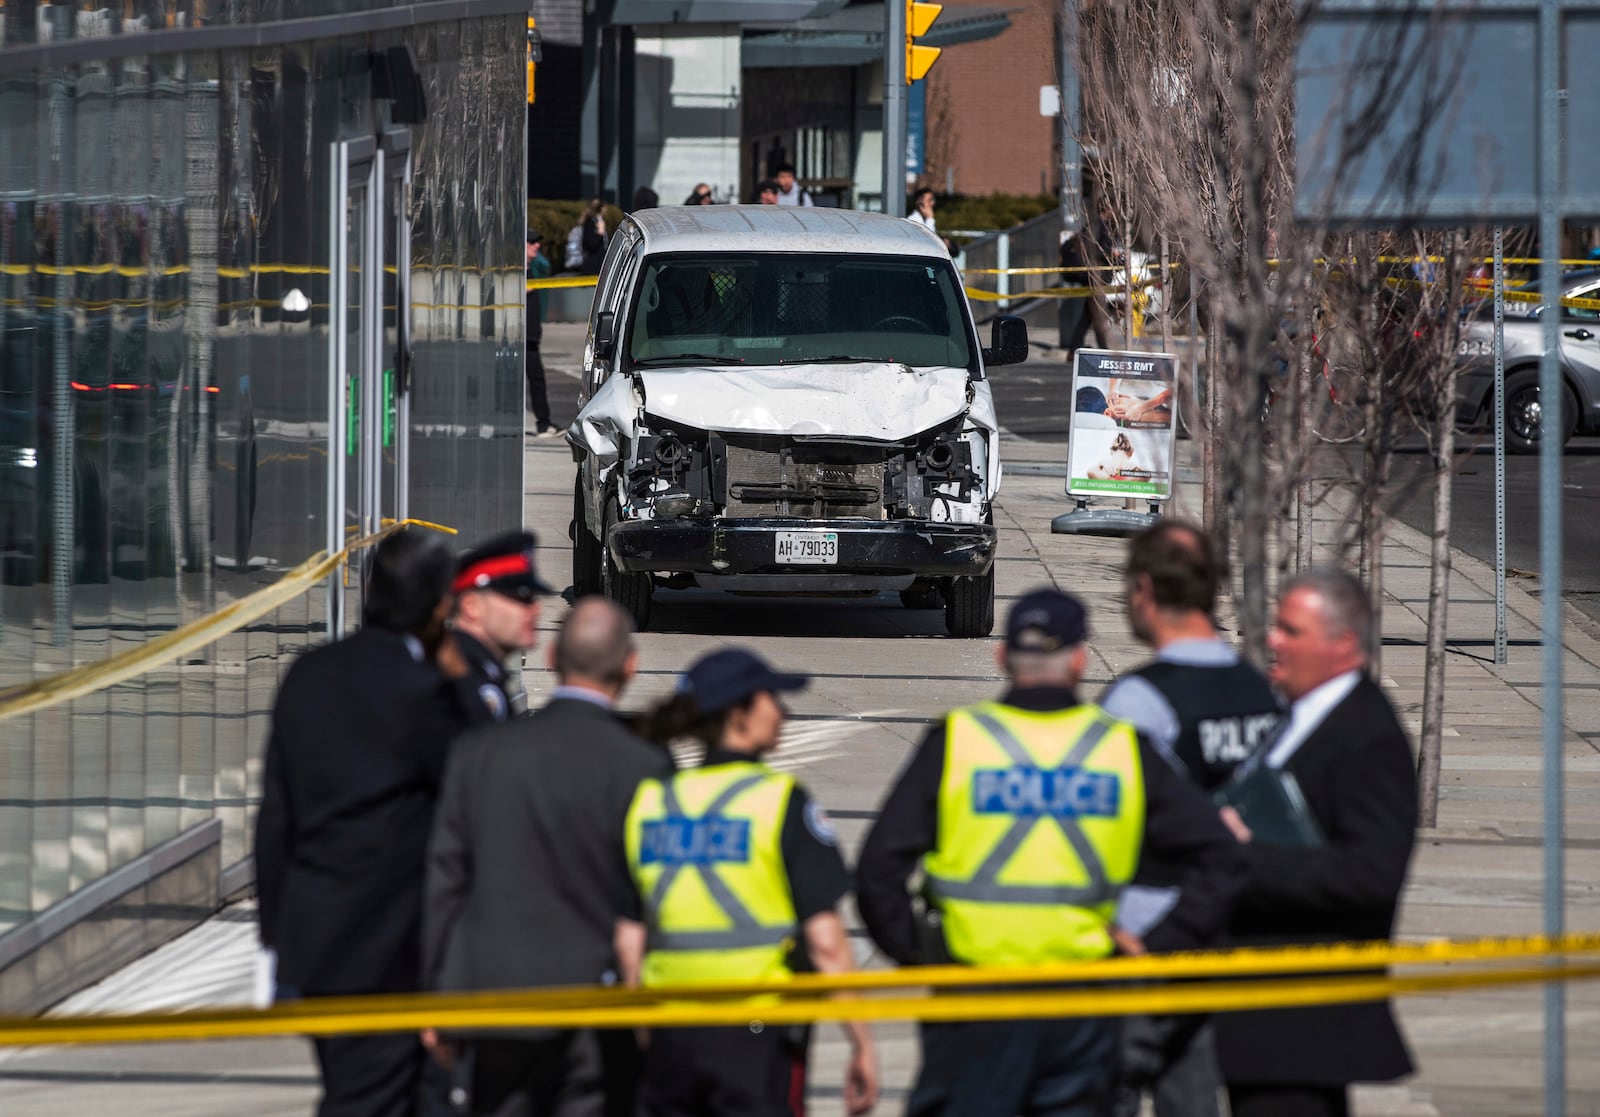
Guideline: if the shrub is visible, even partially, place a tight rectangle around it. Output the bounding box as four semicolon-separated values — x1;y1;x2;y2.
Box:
929;193;1059;241
526;199;626;269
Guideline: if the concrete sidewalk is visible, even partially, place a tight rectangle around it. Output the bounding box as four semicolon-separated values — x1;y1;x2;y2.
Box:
1;322;1596;1115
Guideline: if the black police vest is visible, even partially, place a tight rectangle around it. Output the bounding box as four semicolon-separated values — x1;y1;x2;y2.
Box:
1125;658;1283;792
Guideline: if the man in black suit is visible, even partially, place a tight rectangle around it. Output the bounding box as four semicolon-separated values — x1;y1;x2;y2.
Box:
255;529;461;1117
424;596;674;1116
1214;569;1418;1117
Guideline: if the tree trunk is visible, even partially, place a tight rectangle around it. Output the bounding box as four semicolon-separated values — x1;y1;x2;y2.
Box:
1203;303;1221;542
1364;364;1392;677
1239;372;1270;668
1418;360;1459;827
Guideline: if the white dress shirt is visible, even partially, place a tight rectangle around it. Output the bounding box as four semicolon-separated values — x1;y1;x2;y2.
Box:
1265;669;1362;769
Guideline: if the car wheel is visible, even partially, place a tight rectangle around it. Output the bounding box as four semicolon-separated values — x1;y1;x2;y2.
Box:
899;582;943;610
601;500;653;629
1503;370;1578;454
572;474;603;597
944;568;995;638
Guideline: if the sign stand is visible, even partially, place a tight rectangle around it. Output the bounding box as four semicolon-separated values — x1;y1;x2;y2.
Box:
1051;348;1179;537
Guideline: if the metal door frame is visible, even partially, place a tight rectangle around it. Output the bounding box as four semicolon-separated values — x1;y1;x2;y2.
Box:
327;135;378;635
326;130;414;635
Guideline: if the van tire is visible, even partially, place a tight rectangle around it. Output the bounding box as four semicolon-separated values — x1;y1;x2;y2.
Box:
944;569;995;638
572;477;603;597
601;501;653;629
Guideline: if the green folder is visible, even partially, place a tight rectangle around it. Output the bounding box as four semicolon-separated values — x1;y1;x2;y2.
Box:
1216;765;1325;848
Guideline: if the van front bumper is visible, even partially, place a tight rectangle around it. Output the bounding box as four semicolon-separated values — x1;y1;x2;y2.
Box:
607;517;996;577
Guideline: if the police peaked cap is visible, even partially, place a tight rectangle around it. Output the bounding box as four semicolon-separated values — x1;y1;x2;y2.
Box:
453;530;554;600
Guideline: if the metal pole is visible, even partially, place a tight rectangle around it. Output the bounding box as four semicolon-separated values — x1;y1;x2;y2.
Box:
1536;0;1565;1111
1059;0;1082;231
997;233;1011;311
883;0;906;218
1159;234;1172;354
1493;227;1507;666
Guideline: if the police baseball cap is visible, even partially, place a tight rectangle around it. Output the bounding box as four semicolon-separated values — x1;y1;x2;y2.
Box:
452;530;554;601
678;648;808;714
1005;588;1088;653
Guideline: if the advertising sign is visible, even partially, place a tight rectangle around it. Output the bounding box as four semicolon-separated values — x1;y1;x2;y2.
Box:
1067;348;1179;500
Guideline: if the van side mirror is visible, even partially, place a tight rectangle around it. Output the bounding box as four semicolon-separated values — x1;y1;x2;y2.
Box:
982;315;1029;367
594;310;616;360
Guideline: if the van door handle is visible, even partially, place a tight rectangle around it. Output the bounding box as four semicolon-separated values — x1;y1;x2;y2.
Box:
1565;328;1594;341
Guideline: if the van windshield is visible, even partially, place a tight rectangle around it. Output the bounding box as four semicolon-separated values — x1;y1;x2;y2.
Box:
626;253;976;372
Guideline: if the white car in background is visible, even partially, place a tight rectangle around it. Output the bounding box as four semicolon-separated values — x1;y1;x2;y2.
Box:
566;206;1029;636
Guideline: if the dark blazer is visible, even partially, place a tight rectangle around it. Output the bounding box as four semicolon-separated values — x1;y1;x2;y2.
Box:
423;695;674;993
256;626;465;997
1215;675;1418;1087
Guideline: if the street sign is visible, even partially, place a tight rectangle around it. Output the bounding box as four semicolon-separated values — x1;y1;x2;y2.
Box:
1066;349;1179;501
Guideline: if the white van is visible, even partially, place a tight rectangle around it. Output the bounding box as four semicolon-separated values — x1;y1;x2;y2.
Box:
566;206;1027;636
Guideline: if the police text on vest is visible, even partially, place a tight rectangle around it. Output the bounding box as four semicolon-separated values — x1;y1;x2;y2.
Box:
971;766;1121;818
640;817;753;865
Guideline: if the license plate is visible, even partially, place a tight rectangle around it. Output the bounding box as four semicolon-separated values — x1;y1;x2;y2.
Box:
775;531;839;565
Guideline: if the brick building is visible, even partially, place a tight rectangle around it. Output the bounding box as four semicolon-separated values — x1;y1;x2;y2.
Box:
923;0;1060;197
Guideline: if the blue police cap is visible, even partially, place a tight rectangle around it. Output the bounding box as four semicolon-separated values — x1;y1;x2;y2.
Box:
1005;588;1088;653
678;648;808;714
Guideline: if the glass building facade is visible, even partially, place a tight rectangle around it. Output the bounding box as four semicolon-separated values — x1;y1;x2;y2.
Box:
0;0;528;989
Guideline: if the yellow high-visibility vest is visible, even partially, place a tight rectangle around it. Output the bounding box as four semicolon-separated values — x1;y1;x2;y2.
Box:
922;701;1145;965
626;760;798;988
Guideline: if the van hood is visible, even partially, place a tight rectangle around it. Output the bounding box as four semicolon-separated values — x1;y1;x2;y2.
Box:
636;363;983;441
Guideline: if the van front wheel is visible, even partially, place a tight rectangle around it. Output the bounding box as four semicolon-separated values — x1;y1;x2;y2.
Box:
944;569;995;638
601;502;653;629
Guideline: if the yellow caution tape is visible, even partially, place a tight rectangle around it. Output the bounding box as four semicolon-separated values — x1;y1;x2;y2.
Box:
4;932;1600;1047
964;282;1159;302
962;263;1179;277
4;954;1599;1048
1383;274;1600;312
0;518;455;726
1497;287;1600;312
527;274;601;291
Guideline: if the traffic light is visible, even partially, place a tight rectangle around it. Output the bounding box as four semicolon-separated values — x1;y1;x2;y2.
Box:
907;1;942;84
527;17;541;104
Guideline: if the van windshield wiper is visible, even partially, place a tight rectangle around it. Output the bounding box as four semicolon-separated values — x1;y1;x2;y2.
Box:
777;354;888;364
631;353;744;367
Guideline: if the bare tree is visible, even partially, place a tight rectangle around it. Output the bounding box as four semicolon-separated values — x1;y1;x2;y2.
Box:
1073;0;1478;673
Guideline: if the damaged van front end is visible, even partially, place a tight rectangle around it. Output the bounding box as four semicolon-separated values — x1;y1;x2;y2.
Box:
567;209;1026;636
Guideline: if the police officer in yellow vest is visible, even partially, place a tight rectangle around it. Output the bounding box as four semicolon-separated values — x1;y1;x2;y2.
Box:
619;648;879;1117
856;589;1246;1117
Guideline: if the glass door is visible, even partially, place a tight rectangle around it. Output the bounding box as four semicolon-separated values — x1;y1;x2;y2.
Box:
327;132;415;636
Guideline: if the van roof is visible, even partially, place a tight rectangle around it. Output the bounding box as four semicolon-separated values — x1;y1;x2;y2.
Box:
625;205;949;258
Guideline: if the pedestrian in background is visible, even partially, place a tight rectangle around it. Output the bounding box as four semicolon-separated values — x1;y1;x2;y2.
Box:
631;186;659;212
683;183;714;205
443;531;549;725
756;179;780;205
256;529;462;1117
907;188;956;255
1057;228;1092;360
524;230;554;437
773;162;812;206
855;588;1246;1117
424;597;671;1116
1100;522;1283;1117
575;198;607;275
1214;569;1417;1117
621;649;879;1117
